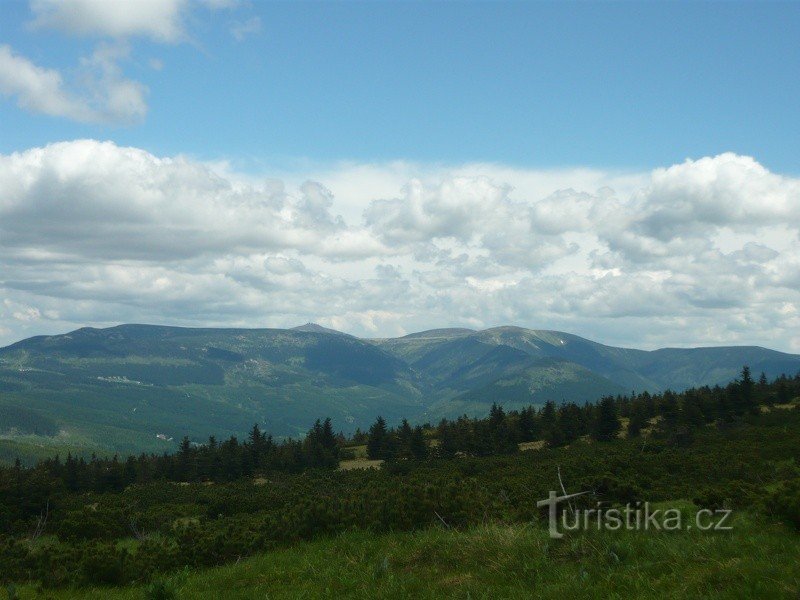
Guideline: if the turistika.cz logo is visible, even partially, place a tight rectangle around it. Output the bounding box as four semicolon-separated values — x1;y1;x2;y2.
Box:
536;491;733;539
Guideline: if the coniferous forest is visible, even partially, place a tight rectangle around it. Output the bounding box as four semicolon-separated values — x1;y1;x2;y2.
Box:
0;368;798;596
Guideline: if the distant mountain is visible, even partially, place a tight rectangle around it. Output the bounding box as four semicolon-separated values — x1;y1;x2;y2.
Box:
1;323;798;459
0;324;424;457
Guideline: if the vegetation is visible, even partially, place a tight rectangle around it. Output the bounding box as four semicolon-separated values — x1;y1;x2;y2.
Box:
0;368;798;595
2;323;799;460
8;513;800;599
0;406;59;437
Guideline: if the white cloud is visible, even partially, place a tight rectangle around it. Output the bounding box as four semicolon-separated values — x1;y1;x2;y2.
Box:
0;140;365;261
0;43;147;124
28;0;246;42
4;0;251;124
29;0;189;42
0;44;94;121
79;43;148;122
628;153;800;240
1;142;799;353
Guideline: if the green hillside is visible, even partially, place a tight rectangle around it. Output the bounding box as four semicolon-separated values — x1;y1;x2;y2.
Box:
0;325;426;460
14;515;799;600
425;357;627;420
1;323;799;459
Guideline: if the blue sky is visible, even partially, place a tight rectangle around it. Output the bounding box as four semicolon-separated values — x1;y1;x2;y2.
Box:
2;1;799;172
1;1;800;352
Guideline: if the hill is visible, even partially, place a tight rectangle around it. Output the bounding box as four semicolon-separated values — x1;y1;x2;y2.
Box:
0;324;425;458
1;323;798;458
372;325;800;419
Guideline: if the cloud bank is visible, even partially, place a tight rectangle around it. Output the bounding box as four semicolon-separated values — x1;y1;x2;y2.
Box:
1;140;798;352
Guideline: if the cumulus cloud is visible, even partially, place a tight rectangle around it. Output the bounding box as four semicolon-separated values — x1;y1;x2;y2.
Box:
0;44;85;119
1;142;799;353
626;154;800;242
0;44;147;124
29;0;245;43
29;0;189;42
0;140;358;261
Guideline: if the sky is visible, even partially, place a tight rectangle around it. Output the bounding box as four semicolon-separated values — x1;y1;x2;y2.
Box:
0;0;799;352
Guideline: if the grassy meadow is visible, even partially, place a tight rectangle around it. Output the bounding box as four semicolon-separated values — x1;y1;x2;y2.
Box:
12;507;799;599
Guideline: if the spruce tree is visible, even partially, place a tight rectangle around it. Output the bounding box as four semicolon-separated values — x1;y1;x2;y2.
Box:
592;397;621;442
740;366;757;414
367;416;389;459
409;426;428;460
397;419;413;458
627;405;646;438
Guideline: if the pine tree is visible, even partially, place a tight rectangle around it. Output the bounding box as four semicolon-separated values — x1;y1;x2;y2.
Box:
592;397;621;442
367;416;390;459
500;421;519;453
777;378;791;404
489;403;506;430
558;403;585;443
540;401;556;429
409;426;428;460
740;366;757;414
660;391;680;432
437;421;457;458
627;404;647;438
321;418;337;455
397;419;413;458
680;399;705;429
546;423;566;448
517;406;536;441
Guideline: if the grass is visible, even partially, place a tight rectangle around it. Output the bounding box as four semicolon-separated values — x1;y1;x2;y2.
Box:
338;443;384;469
518;440;546;451
16;507;800;599
338;458;383;470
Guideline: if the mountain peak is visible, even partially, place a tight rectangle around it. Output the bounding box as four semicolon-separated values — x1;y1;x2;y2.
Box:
291;322;348;336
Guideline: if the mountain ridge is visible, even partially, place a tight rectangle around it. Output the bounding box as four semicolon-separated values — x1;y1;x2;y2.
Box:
1;323;798;458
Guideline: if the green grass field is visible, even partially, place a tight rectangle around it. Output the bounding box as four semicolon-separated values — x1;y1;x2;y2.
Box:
14;506;799;599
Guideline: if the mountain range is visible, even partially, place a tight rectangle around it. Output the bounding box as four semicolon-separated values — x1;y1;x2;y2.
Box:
1;323;799;457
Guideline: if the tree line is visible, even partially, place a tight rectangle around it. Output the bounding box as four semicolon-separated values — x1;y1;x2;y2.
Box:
10;418;340;498
363;367;799;458
2;367;798;499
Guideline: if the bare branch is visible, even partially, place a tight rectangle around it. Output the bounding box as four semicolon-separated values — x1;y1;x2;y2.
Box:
434;510;451;529
557;466;575;515
30;500;49;542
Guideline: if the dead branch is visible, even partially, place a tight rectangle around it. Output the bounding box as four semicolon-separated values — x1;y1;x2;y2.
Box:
30;500;49;542
434;510;451;529
557;466;575;515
